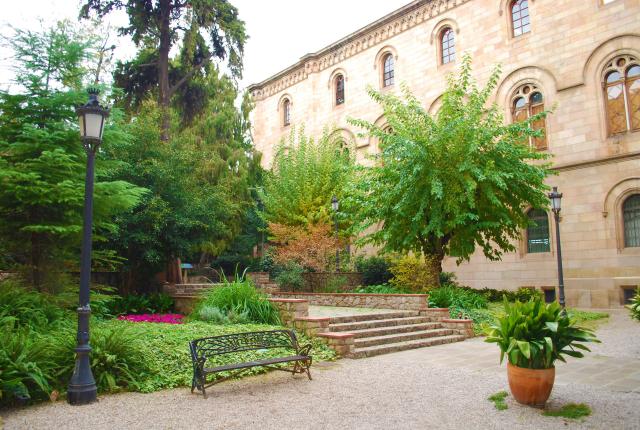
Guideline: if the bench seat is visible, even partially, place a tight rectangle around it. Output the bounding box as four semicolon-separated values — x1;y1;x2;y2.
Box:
205;354;309;373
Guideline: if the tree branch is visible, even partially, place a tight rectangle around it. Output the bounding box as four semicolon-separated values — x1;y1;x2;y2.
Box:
168;59;209;96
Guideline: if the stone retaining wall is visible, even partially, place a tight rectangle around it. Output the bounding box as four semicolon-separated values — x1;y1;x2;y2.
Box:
270;292;428;311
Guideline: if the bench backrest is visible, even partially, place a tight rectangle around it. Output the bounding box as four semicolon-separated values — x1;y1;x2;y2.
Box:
189;329;299;362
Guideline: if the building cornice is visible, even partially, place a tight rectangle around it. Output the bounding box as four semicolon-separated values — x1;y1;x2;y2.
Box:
248;0;470;101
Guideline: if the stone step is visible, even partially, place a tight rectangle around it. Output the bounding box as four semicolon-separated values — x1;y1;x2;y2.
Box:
348;334;466;359
328;311;419;324
354;328;455;348
346;322;443;339
329;316;432;332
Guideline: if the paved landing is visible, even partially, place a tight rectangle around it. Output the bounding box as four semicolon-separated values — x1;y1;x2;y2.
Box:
308;305;400;318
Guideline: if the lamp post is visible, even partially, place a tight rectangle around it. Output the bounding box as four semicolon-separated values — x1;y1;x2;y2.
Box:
332;196;340;273
68;88;109;405
257;197;265;258
548;186;566;315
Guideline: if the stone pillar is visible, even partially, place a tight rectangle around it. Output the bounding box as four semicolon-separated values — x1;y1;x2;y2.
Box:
293;316;331;337
441;318;475;338
316;332;355;356
268;298;309;324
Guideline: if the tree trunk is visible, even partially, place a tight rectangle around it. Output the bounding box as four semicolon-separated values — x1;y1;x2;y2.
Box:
158;0;171;142
423;253;443;289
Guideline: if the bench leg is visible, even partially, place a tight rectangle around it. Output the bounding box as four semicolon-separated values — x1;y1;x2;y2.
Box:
304;359;312;380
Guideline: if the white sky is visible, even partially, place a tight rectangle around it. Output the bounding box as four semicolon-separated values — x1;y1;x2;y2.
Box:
0;0;410;92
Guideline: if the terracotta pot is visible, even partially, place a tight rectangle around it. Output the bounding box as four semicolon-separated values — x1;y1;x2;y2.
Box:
507;362;555;407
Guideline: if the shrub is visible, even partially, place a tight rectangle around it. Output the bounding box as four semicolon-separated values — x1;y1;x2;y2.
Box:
629;288;640;322
354;284;409;294
428;284;488;310
269;222;338;272
479;286;543;303
0;280;66;329
354;255;392;286
197;306;251;324
389;255;437;292
0;319;54;406
323;275;348;293
192;273;280;325
485;298;599;369
105;292;174;316
50;323;149;393
274;263;304;291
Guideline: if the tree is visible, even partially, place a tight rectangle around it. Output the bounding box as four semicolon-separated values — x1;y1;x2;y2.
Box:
104;69;259;290
259;127;355;228
80;0;247;139
269;222;338;272
347;54;553;289
0;23;146;290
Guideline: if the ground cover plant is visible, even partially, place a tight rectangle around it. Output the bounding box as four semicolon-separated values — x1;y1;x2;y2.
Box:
629;288;640;321
488;391;508;410
543;403;592;420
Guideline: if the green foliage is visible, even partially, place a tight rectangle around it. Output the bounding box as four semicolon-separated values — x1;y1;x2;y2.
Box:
192;273;280;325
0;23;146;290
488;391;508;411
485;298;599;369
274;263;305;292
629;288;640;321
105;293;174;316
323;276;349;293
479;286;542;302
388;254;437;292
0;320;54;406
260;127;355;227
354;284;409;294
428;284;488;310
354;255;393;286
0;280;66;329
347;54;552;287
196;306;251;325
543;403;592;419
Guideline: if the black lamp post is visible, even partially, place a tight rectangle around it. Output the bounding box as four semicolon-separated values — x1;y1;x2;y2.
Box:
332;196;340;272
548;186;566;315
257;197;265;258
68;88;109;405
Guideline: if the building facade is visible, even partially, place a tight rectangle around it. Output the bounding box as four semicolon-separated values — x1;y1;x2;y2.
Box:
248;0;640;308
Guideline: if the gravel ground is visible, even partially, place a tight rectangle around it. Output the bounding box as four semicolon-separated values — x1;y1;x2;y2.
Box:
2;310;639;430
589;309;640;359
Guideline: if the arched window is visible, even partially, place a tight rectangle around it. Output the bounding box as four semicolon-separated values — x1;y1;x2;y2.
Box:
282;98;291;126
603;56;640;136
382;53;394;87
511;84;547;150
527;209;550;253
335;74;345;105
511;0;531;37
623;194;640;247
440;27;455;65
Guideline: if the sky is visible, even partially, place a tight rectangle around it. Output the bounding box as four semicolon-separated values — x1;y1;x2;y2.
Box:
0;0;410;92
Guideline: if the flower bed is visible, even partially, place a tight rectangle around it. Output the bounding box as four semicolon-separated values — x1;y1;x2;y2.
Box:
118;313;185;324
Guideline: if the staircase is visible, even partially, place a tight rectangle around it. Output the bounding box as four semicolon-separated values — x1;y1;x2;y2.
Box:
247;272;280;294
326;311;466;358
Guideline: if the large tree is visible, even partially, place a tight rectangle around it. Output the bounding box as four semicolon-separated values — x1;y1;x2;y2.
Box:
0;22;146;290
347;54;553;288
80;0;247;139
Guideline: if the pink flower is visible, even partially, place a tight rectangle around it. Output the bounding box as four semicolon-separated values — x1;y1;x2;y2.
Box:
117;313;185;324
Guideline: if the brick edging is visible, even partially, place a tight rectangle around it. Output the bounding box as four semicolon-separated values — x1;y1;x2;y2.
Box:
273;292;428;298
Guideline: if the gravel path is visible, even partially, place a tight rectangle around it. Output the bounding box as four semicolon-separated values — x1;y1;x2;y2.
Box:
3;311;639;430
589;309;640;359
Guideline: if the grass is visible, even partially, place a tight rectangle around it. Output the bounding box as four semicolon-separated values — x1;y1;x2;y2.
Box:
543;403;592;420
488;391;508;410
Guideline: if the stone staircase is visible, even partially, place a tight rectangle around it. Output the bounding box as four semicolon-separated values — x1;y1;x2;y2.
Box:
326;310;467;358
247;271;280;294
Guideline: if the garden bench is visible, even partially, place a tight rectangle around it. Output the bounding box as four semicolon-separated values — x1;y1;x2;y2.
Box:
189;329;312;398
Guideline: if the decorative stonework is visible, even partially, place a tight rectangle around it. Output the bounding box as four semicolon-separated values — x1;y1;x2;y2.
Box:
248;0;471;101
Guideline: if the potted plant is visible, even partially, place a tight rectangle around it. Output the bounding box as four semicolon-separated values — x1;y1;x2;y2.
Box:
485;298;599;407
628;288;640;321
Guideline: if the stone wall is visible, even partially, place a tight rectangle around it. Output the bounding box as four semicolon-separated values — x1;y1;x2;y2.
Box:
270;292;428;311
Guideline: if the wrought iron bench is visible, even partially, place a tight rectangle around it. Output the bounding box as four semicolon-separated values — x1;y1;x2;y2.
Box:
189;329;312;398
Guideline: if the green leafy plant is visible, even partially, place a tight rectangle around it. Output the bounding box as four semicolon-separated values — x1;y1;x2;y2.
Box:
354;255;393;286
197;306;251;325
274;263;304;292
192;272;280;325
0;280;66;330
105;292;174;316
0;319;54;406
629;288;640;321
388;254;437;292
488;391;508;410
355;284;410;294
428;284;488;310
543;403;591;419
485;298;599;369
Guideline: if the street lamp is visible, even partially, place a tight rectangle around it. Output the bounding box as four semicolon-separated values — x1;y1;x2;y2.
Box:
548;186;566;315
332;196;340;272
257;197;265;258
68;88;109;405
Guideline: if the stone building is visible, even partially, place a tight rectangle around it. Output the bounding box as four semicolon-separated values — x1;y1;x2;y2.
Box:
248;0;640;308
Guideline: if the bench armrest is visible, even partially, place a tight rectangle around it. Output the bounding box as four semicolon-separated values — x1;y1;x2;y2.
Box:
298;343;313;357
